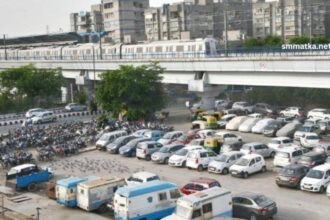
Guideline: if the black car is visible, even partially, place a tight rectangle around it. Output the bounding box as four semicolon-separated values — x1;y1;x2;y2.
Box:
263;121;284;137
297;151;327;168
119;137;151;157
107;135;137;154
233;192;277;220
276;164;309;188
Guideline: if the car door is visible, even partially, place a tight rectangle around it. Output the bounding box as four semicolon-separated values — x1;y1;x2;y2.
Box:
254;144;263;156
227;155;237;167
261;144;271;157
148;143;155;154
248;158;257;174
255;156;263;171
207;151;218;166
200;152;208;167
232;197;254;219
292;150;303;164
324;170;330;187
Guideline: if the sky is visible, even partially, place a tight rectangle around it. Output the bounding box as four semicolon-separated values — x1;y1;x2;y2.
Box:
0;0;181;38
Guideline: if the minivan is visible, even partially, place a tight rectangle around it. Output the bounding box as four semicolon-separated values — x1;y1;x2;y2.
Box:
96;130;128;151
273;146;308;167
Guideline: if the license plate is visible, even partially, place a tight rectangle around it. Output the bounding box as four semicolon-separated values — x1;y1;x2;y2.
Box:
280;177;290;181
232;171;237;175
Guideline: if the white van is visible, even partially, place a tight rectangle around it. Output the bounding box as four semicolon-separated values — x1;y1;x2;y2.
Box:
114;181;181;220
273;146;307;167
301;164;330;193
96;130;128;151
163;187;232;220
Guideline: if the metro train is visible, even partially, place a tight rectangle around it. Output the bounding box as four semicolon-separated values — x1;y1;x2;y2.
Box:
0;38;220;61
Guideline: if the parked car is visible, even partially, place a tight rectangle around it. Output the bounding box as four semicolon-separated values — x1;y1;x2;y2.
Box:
300;164;330;193
232;101;254;113
313;143;330;156
25;108;46;118
254;103;274;115
107;135;137;154
136;141;163;161
267;137;293;152
31;111;56;124
208;151;244;175
119;137;151;157
179;177;221;195
248;113;263;119
151;144;184;164
239;117;261;133
273;146;307;168
220;141;243;154
276;121;302;138
223;108;247;116
157;131;184;145
132;129;151;137
240;142;276;158
297;151;327;168
226;116;249;131
252;118;275;134
64;103;87;112
186;149;218;171
232;192;277;220
317;120;330;134
215;99;231;111
304;118;321;126
217;114;237;129
276;164;309;188
280;107;305;118
168;145;203;167
185;138;204;148
307;108;330;120
230;154;266;178
125;171;160;186
300;133;320;148
196;129;216;139
143;130;164;141
294;125;321;141
214;131;243;144
96;130;128;151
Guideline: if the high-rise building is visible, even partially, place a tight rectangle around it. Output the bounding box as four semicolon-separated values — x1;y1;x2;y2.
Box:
70;4;103;34
102;0;149;43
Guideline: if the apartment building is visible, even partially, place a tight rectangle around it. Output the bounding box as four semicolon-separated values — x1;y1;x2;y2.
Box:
70;4;103;34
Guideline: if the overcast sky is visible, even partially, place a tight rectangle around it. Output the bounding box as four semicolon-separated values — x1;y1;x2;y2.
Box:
0;0;181;38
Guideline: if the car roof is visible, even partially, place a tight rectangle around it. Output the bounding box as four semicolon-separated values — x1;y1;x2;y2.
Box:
272;137;290;141
302;151;324;157
163;144;184;148
310;108;327;112
303;132;319;136
132;171;158;179
312;164;330;171
243;142;263;146
223;151;243;156
190;177;218;184
283;164;306;170
233;191;263;199
10;163;36;171
277;146;303;153
242;154;262;159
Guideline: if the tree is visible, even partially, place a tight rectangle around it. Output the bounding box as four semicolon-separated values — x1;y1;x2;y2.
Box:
244;36;283;48
289;36;330;44
96;63;167;121
75;89;87;105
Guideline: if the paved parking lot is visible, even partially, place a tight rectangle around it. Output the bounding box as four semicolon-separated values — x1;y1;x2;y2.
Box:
1;107;330;220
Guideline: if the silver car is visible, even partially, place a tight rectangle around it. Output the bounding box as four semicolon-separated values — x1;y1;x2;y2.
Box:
136;141;163;161
208;151;244;174
151;144;184;164
240;142;276;158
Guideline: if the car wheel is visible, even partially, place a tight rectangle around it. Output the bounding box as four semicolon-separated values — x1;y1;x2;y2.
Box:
164;158;169;164
146;155;151;161
249;213;257;220
319;186;325;193
181;161;186;168
98;204;108;213
222;168;229;175
270;151;276;158
243;172;249;179
197;165;203;172
261;166;267;173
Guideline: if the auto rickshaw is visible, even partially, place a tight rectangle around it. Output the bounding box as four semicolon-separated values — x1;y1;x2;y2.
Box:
191;116;218;130
199;111;224;121
204;137;222;154
190;109;204;122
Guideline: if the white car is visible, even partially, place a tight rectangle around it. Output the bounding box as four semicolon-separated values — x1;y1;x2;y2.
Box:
229;154;266;178
157;131;184;145
186;149;218;171
273;146;306;167
268;137;293;151
294;125;320;141
232;101;254;113
280;107;304;117
196;129;216;139
238;117;261;132
168;145;203;167
327;184;330;197
214;131;242;144
132;129;151;137
248;113;263;118
300;133;320;148
251;118;275;134
125;171;160;186
185;138;204;148
25;108;46;118
218;114;236;128
300;164;330;193
226;116;249;131
307;108;330;120
208;151;244;175
64;103;87;112
31;111;56;124
240;142;275;158
313;143;330;156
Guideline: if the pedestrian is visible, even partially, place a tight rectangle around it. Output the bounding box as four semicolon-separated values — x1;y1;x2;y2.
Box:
185;100;191;109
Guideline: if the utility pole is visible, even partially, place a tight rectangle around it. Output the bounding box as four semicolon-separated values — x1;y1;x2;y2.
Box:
99;0;104;60
224;10;228;57
309;10;313;44
3;34;7;60
92;46;96;96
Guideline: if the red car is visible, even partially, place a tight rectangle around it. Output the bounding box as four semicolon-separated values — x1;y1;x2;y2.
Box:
170;129;200;145
179;177;221;195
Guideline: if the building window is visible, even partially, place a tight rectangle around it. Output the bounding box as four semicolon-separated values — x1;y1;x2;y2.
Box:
104;2;113;9
158;192;167;201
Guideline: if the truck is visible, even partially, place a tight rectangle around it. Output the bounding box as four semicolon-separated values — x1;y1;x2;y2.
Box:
114;180;181;220
77;177;125;213
56;176;99;208
162;187;232;220
6;165;53;192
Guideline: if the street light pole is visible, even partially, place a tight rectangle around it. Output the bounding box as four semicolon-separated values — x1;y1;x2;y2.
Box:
3;34;7;60
99;0;104;60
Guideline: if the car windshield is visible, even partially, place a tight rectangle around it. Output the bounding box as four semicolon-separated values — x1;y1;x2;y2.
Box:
298;126;311;132
236;158;250;166
127;177;143;183
159;147;170;153
276;152;289;158
163;133;173;139
175;149;188;156
306;135;319;140
126;140;138;147
306;170;324;179
281;168;296;175
99;134;110;141
113;137;125;144
242;145;252;150
265;124;276;129
253;195;270;205
215;154;229;162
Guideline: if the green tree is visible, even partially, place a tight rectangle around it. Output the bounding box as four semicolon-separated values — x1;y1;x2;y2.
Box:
96;63;167;121
75;89;87;105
